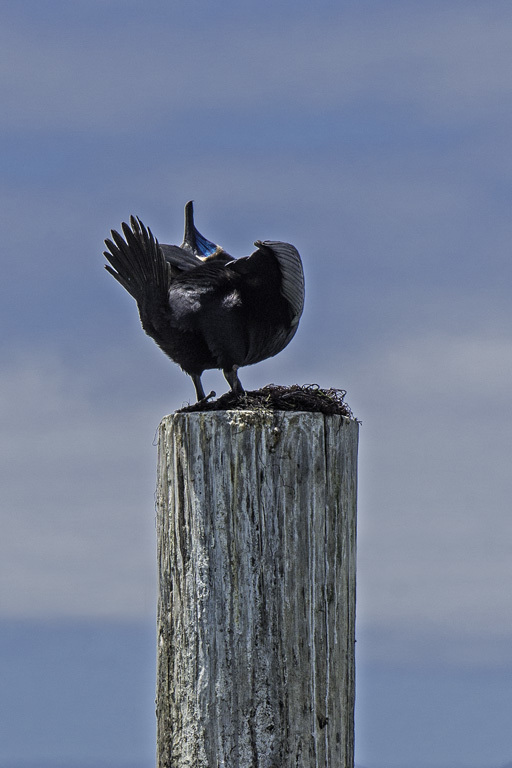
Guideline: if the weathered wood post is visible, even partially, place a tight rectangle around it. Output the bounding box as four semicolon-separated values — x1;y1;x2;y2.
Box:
156;409;358;768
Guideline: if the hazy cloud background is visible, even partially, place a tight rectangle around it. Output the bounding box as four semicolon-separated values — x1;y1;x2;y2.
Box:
1;1;512;766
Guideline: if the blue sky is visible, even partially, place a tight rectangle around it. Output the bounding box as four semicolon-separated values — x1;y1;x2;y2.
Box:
2;1;512;766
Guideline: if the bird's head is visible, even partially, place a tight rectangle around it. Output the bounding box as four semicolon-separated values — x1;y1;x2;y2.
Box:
181;200;229;260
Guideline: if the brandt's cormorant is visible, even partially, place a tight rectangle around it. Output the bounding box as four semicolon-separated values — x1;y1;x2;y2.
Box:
104;202;304;400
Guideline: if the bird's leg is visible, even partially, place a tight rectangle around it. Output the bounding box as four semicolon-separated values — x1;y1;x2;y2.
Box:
191;373;206;401
224;366;244;395
190;373;216;403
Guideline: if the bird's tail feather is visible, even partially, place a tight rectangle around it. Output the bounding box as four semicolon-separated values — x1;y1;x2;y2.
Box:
104;217;169;308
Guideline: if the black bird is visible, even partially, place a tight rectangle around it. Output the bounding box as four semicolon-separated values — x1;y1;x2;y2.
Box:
104;202;304;401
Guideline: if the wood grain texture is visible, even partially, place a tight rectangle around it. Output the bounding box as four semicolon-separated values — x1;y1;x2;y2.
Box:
156;410;358;768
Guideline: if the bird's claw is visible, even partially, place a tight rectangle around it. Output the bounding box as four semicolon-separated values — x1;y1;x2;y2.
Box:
196;390;216;405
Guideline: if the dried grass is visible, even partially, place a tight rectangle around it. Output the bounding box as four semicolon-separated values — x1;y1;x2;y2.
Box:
178;383;357;419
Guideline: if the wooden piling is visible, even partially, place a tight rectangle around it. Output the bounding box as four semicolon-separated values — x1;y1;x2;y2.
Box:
156;409;358;768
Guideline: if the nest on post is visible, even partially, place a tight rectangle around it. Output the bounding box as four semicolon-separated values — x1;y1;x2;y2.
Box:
178;383;357;419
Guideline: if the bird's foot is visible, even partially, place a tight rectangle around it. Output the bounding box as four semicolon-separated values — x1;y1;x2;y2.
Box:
223;367;244;396
196;390;216;405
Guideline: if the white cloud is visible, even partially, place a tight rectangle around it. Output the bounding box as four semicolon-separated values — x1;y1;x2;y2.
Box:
354;332;512;663
372;333;512;401
0;350;171;618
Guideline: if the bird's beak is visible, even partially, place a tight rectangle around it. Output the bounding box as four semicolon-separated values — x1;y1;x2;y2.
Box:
181;200;220;258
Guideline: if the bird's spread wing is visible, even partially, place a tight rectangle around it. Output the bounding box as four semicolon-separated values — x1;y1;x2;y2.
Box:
224;241;304;365
104;217;170;316
230;241;305;326
255;240;304;327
